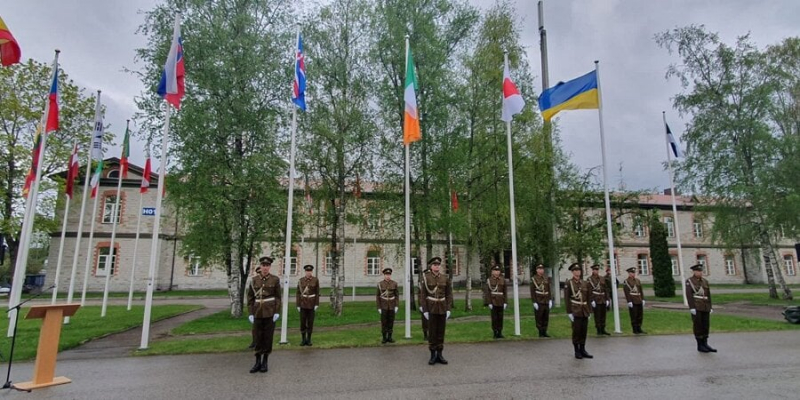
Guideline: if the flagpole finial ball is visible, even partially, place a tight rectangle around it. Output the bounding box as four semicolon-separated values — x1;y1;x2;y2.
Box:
405;34;410;39
594;60;599;64
55;49;61;54
97;90;102;95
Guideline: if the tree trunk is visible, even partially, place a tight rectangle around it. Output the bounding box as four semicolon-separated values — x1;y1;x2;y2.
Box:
758;229;793;300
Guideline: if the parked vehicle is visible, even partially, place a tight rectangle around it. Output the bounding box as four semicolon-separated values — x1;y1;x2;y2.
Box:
783;306;800;324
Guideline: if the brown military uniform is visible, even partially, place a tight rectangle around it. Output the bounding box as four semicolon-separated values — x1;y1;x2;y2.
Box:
376;279;399;337
483;275;507;336
588;275;609;332
418;269;430;339
530;274;551;333
296;276;320;338
246;273;282;355
686;276;712;340
623;277;645;333
420;270;453;351
565;277;592;345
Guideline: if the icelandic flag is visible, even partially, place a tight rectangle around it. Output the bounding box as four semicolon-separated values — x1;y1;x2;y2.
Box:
665;122;684;158
157;14;185;109
292;32;306;111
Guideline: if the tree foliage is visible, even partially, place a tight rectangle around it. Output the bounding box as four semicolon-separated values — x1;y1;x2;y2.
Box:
649;210;674;297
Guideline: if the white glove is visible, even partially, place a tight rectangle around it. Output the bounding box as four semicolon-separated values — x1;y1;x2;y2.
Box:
248;315;254;324
297;307;301;312
591;300;597;308
314;305;318;311
568;314;574;322
606;300;610;308
446;311;451;320
423;312;429;320
273;313;280;322
489;304;493;310
503;303;507;310
627;302;633;308
378;309;382;314
394;307;398;313
690;309;697;315
419;307;424;313
710;309;714;314
534;303;539;311
548;300;553;309
642;300;646;307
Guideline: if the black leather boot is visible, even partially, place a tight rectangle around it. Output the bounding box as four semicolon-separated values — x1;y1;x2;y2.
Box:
428;350;437;365
538;329;545;338
638;328;647;334
306;333;313;346
248;341;255;349
696;338;709;353
703;339;717;353
596;327;602;335
492;329;498;339
259;354;269;373
436;350;448;365
387;331;395;343
580;345;593;359
300;333;307;346
249;354;261;373
574;344;583;359
542;330;550;338
496;330;504;339
601;328;611;336
382;332;388;344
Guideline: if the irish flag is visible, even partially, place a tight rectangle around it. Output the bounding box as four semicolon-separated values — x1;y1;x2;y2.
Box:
403;45;420;145
90;160;103;198
501;59;525;122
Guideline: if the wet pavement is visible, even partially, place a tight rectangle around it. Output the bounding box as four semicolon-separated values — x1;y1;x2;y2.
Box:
3;330;798;399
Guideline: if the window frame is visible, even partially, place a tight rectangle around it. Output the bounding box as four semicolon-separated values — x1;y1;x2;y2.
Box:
102;194;121;224
784;254;796;276
637;253;650;276
664;216;675;238
366;250;381;276
96;246;117;277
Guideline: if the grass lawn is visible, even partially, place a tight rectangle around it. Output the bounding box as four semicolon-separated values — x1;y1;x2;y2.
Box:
138;302;799;357
56;290;230;299
0;305;200;362
654;293;800;306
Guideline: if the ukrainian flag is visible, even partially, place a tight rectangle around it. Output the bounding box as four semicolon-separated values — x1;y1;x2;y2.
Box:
538;70;599;121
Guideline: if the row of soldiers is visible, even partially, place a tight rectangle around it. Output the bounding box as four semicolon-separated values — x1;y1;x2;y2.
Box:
244;255;716;372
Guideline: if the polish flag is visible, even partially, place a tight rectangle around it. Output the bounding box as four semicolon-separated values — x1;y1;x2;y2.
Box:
501;60;525;122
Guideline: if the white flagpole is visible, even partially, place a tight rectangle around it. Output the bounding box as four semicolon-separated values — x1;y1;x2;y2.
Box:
8;50;60;337
100;120;129;316
403;34;412;340
127;193;145;310
595;60;622;334
80;172;102;305
280;95;298;345
663;112;688;306
51;142;76;304
65;90;100;324
503;51;522;337
140;103;170;349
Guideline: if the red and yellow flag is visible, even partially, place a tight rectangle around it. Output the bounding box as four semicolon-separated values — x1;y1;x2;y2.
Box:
0;15;21;67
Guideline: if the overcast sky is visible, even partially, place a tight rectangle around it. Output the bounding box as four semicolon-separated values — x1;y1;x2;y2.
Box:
3;0;798;191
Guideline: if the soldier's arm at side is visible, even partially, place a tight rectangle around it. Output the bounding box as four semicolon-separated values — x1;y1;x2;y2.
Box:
376;283;382;308
563;280;570;314
246;284;255;315
623;282;632;302
418;280;427;313
686;280;695;309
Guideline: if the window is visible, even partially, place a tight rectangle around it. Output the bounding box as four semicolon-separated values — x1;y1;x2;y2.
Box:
366;207;380;232
102;195;121;224
693;221;703;238
412;256;421;275
606;253;620;275
107;169;120;179
696;255;708;275
288;250;298;275
188;256;202;276
366;250;381;276
670;255;679;276
637;254;650;275
784;255;796;276
96;246;117;277
323;251;334;275
664;216;675;237
633;220;646;238
725;255;736;276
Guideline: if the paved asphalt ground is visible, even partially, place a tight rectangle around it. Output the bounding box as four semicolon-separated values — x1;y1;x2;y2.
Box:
3;330;799;400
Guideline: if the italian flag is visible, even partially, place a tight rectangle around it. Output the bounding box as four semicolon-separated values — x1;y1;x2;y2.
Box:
403;45;420;145
120;125;130;178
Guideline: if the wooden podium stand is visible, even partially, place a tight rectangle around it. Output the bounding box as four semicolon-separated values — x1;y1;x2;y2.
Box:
14;304;80;391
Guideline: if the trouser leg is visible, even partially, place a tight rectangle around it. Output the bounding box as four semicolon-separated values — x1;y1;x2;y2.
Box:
428;314;446;351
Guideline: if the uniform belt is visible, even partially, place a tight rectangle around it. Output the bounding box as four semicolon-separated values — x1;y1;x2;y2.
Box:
570;300;586;305
535;291;549;295
256;298;275;303
490;291;503;295
426;296;445;302
302;294;316;298
592;291;604;295
381;296;396;300
630;293;641;296
693;295;708;299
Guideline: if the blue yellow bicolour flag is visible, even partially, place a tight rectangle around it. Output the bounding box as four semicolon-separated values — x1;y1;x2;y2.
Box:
538;70;599;121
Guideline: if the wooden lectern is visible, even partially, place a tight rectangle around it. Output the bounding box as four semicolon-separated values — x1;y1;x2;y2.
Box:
14;304;80;391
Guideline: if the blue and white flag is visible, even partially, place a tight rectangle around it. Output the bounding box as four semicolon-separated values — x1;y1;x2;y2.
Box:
292;32;306;111
665;122;684;158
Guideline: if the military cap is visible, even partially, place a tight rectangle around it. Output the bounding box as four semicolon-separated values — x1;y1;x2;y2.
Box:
303;264;314;271
259;256;273;265
535;264;545;270
568;263;581;271
689;264;704;272
626;267;636;273
428;256;442;265
382;267;393;274
590;264;601;270
491;265;501;271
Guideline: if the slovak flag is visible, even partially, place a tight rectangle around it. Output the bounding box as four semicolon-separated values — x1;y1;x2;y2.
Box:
665;122;684;158
501;58;525;122
157;14;185;109
292;32;306;111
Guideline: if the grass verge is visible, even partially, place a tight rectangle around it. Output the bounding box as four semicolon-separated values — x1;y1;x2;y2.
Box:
654;293;799;306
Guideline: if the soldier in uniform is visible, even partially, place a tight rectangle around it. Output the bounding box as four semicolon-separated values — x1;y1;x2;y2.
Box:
565;263;593;359
623;266;646;334
296;264;319;346
686;264;717;353
246;265;261;349
420;257;453;365
246;256;282;373
376;267;399;344
483;265;507;339
588;264;611;336
530;263;552;337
